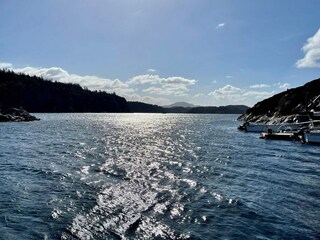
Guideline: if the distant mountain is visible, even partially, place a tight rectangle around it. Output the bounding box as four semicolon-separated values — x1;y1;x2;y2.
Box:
163;102;198;108
238;78;320;123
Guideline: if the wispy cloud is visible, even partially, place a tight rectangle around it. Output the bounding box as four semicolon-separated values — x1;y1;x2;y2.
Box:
208;84;275;106
128;74;196;96
129;74;196;86
249;84;270;89
209;84;242;98
0;62;13;69
225;75;233;79
193;93;204;98
216;23;225;29
128;74;160;85
278;83;290;89
147;68;156;72
296;28;320;68
143;85;189;96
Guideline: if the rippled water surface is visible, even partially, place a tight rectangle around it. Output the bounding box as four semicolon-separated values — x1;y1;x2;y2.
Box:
0;113;319;239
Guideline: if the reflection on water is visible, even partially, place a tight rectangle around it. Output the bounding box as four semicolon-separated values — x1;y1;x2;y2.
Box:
0;113;319;239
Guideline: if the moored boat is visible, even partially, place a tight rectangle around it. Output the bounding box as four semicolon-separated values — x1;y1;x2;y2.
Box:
238;122;282;132
238;122;303;133
260;132;296;140
259;124;306;141
304;130;320;144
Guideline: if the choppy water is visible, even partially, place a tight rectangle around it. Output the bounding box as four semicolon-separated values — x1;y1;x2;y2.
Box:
0;113;319;240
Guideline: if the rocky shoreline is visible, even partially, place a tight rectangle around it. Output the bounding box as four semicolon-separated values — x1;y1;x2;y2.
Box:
0;108;40;122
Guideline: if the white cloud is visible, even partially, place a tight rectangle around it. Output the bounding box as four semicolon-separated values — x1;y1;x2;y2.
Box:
143;85;189;96
208;84;275;106
160;76;196;85
216;23;225;29
212;80;218;83
193;93;204;98
242;90;275;99
249;84;270;89
296;28;320;68
129;74;160;84
0;62;13;69
225;75;233;79
129;74;196;86
278;83;290;90
209;84;242;97
129;74;196;97
147;68;156;72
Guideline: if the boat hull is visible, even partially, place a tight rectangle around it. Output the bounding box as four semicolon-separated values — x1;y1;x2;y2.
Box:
304;131;320;144
260;132;296;140
242;124;282;133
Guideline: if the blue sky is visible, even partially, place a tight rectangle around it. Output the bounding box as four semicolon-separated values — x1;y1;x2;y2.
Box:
0;0;319;106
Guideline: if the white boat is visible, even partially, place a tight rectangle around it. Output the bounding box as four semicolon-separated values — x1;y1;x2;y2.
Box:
238;122;290;133
239;120;320;133
246;123;282;132
304;130;320;144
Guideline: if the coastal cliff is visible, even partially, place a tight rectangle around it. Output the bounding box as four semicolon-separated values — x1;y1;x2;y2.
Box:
238;78;320;123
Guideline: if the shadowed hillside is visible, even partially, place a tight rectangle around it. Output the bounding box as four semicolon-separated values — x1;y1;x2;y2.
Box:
0;69;129;112
238;78;320;123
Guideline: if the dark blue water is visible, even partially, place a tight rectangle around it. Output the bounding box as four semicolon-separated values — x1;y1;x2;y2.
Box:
0;113;319;239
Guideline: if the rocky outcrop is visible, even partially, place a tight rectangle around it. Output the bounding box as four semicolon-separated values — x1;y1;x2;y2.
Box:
238;78;320;123
0;108;40;122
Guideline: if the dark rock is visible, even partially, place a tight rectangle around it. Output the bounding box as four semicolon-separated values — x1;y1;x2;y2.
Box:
0;108;40;122
0;113;10;122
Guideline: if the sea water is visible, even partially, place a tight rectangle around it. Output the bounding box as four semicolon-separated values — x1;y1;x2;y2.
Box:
0;113;319;239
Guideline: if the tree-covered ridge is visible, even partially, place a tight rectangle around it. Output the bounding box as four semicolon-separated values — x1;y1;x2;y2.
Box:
0;69;129;112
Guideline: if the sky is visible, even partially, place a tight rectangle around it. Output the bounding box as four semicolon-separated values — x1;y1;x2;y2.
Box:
0;0;319;107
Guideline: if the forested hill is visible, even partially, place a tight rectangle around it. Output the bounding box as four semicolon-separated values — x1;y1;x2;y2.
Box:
0;70;129;112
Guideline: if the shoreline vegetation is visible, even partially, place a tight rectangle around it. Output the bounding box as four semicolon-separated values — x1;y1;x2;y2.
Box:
0;69;248;120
